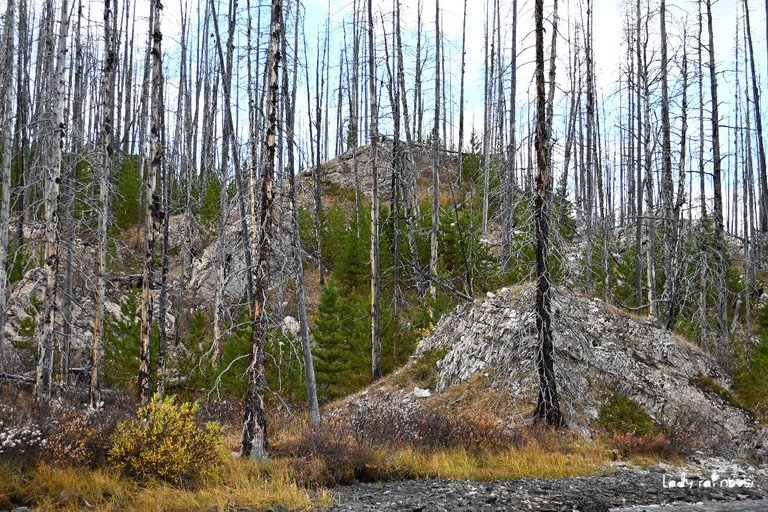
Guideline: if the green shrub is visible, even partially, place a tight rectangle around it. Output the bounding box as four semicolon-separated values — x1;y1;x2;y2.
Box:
199;177;223;227
395;348;449;389
111;156;142;230
735;339;768;420
598;393;658;436
109;395;225;487
689;374;749;412
6;242;29;285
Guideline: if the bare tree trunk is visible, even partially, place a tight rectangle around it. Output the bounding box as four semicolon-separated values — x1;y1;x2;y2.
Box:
585;0;595;294
368;0;382;381
705;0;729;345
13;0;29;250
0;0;16;373
533;0;563;428
743;0;768;234
35;0;70;402
312;25;327;286
394;0;426;299
429;0;440;299
350;0;360;150
60;0;84;389
283;4;320;425
457;0;467;190
481;4;494;235
157;81;169;399
413;0;423;142
664;35;689;331
139;0;164;405
91;0;117;409
241;0;281;460
697;0;708;345
642;30;656;319
634;0;644;313
659;0;676;328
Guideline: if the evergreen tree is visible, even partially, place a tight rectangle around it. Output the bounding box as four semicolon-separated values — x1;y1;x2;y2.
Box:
313;281;370;402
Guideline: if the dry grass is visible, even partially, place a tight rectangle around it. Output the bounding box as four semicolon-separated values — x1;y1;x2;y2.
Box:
393;437;612;480
3;456;330;512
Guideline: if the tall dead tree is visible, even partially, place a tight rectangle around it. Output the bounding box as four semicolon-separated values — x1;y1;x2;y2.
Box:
743;0;768;235
91;0;117;409
429;0;440;299
697;0;708;344
241;0;281;460
665;30;689;331
705;0;729;344
457;0;467;190
35;0;70;401
502;0;518;260
634;0;644;313
481;2;494;235
283;4;320;425
533;0;564;428
368;0;382;381
0;0;16;373
139;0;164;405
394;0;427;299
659;0;675;328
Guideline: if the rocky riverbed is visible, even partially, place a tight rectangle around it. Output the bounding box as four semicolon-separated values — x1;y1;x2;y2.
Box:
319;460;768;512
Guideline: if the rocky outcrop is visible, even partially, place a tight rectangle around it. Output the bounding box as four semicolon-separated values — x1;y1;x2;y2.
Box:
414;285;768;462
2;266;175;377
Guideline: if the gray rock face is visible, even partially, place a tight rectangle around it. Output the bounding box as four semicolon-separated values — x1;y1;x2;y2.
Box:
3;266;175;377
415;285;767;462
186;223;249;302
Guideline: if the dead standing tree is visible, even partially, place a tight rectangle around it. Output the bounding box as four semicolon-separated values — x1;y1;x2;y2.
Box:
368;0;382;381
533;0;564;427
35;0;70;401
0;0;16;372
139;0;164;406
241;0;281;460
91;0;117;409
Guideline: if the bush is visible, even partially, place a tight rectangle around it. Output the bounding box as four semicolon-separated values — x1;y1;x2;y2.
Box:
608;432;674;459
275;423;391;486
598;393;658;437
109;395;225;487
348;401;516;454
735;339;768;419
47;409;121;468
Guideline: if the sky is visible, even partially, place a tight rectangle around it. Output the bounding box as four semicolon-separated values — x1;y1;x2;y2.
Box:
12;0;764;209
293;0;765;143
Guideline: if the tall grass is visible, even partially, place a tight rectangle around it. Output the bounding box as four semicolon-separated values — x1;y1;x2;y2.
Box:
4;458;331;512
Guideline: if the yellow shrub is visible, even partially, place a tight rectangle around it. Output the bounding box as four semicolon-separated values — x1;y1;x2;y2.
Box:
109;395;225;487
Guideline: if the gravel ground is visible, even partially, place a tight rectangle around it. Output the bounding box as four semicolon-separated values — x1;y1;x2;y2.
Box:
319;462;768;512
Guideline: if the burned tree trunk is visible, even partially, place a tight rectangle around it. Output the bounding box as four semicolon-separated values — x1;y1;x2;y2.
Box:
139;0;164;405
241;0;281;460
35;0;70;402
429;0;440;299
533;0;564;428
91;0;117;409
368;0;382;381
284;5;320;425
705;0;729;344
0;0;16;372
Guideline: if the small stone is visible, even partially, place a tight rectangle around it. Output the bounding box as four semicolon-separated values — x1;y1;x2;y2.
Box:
413;387;431;398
